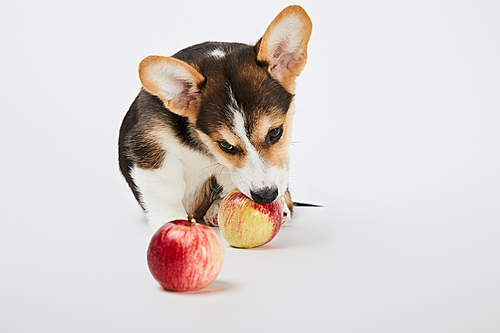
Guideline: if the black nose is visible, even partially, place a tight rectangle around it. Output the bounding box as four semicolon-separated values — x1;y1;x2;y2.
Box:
250;187;278;204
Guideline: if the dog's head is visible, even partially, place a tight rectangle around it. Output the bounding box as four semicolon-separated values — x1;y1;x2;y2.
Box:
138;5;312;204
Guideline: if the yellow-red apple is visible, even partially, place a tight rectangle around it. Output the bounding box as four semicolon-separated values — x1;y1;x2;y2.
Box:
218;189;283;248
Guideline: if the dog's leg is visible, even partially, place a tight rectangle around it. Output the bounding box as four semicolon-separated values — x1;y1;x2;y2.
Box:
202;171;234;226
198;168;242;227
203;198;222;227
131;156;187;231
281;189;294;224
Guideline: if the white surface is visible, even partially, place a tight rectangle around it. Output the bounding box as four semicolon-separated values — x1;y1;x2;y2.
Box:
1;1;499;332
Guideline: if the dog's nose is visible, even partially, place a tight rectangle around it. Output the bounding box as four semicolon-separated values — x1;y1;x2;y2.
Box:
250;187;278;204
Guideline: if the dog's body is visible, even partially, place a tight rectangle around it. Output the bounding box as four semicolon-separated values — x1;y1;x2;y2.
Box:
119;6;312;231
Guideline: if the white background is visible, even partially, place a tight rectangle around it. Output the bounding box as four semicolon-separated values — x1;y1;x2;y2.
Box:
1;0;499;332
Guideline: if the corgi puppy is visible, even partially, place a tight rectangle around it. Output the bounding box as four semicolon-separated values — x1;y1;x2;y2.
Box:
119;5;312;231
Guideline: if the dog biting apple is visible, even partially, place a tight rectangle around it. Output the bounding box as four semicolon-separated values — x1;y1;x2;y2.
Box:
218;189;283;248
147;216;224;292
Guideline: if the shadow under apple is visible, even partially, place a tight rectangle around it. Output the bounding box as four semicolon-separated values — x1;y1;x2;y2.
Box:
157;280;235;295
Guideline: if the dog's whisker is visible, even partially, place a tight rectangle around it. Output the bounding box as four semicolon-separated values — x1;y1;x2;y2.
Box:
210;184;224;202
288;161;306;170
292;106;309;115
217;165;228;176
287;181;309;197
195;163;221;174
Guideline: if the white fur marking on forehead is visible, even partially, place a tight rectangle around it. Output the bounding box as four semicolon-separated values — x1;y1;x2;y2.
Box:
232;111;250;148
224;85;240;121
231;112;265;172
227;89;258;157
210;49;226;59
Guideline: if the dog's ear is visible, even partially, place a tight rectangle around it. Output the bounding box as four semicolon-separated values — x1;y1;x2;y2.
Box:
257;5;312;93
139;56;204;122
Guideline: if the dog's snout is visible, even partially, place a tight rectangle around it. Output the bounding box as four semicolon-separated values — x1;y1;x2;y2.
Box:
250;187;278;205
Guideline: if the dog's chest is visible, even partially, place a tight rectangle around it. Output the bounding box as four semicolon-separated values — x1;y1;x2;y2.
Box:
158;132;227;204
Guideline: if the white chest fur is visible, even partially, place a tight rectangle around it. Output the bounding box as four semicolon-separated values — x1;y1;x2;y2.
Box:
130;131;233;230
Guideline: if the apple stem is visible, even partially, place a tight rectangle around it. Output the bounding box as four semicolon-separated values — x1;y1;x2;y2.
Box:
187;215;194;227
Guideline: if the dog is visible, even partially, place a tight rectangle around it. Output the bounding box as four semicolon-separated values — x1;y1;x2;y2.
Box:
118;5;312;231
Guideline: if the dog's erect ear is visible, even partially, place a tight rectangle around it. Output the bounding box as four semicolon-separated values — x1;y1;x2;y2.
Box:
257;5;312;93
139;56;204;122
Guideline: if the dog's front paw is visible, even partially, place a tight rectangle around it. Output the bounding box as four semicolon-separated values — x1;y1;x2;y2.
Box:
203;199;222;227
281;196;292;225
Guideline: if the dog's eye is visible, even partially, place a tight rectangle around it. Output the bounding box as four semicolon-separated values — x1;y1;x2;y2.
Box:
268;125;283;144
218;140;237;154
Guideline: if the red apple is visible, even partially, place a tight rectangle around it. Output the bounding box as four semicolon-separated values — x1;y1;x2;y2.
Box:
218;189;283;248
147;216;224;292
